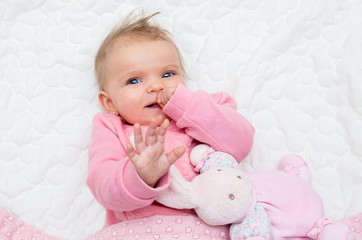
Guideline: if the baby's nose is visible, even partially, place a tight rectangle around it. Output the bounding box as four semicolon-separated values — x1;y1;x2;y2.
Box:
147;80;164;93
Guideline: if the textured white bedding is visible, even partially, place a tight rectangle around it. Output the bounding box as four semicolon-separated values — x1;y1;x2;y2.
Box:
1;0;361;239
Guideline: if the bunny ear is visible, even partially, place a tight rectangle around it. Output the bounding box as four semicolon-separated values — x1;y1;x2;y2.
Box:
156;166;198;209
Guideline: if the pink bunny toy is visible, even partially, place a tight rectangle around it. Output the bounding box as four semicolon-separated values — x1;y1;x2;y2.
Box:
157;144;355;240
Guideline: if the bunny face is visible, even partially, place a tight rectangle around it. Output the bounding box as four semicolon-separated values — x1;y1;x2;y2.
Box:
192;167;253;225
156;165;253;226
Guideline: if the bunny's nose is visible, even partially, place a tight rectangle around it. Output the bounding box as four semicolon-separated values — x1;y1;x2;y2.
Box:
228;193;235;200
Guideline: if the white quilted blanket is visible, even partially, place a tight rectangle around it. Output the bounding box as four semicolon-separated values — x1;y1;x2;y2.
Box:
1;0;361;239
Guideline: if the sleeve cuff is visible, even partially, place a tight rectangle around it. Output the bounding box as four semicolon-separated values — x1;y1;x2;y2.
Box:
163;84;195;121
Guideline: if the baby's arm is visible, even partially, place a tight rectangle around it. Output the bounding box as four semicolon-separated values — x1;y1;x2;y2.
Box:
163;85;255;162
87;114;172;212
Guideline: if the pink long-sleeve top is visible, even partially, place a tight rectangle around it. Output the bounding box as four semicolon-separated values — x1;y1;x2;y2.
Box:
87;85;255;226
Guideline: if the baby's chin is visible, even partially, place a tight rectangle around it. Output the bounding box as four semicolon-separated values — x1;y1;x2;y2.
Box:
151;115;171;126
134;114;171;126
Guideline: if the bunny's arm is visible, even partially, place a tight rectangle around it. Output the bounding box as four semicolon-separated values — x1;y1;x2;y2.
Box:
230;204;272;240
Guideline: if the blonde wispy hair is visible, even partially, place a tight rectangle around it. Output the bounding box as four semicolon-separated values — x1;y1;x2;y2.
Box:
94;11;185;90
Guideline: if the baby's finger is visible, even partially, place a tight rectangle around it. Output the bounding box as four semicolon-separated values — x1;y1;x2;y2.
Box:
157;119;169;144
145;121;157;146
157;90;169;108
157;94;166;108
126;143;137;163
161;91;168;103
133;123;145;152
166;146;186;165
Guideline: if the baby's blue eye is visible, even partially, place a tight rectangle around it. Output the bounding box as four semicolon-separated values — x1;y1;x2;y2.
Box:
162;72;173;78
128;78;140;85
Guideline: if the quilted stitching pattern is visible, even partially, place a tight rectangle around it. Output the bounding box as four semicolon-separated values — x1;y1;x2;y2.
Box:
1;1;361;239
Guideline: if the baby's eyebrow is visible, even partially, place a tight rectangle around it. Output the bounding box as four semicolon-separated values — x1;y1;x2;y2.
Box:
118;70;142;81
164;64;181;70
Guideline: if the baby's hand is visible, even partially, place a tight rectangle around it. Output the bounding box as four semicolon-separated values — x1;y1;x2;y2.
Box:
157;87;177;108
126;119;185;187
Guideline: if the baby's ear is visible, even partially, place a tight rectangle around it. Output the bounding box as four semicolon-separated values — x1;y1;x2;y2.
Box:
98;90;117;114
156;166;198;209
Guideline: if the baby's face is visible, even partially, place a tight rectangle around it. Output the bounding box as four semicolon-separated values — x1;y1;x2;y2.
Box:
102;38;185;125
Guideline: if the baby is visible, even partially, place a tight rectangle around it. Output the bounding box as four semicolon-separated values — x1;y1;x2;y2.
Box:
87;11;255;239
87;11;362;240
0;10;360;240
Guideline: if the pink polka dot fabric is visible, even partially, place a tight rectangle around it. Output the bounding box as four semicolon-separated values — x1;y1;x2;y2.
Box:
85;215;230;240
0;207;229;240
1;206;362;240
0;208;61;240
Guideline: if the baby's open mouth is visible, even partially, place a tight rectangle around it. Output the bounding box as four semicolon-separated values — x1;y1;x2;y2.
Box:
146;103;160;108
